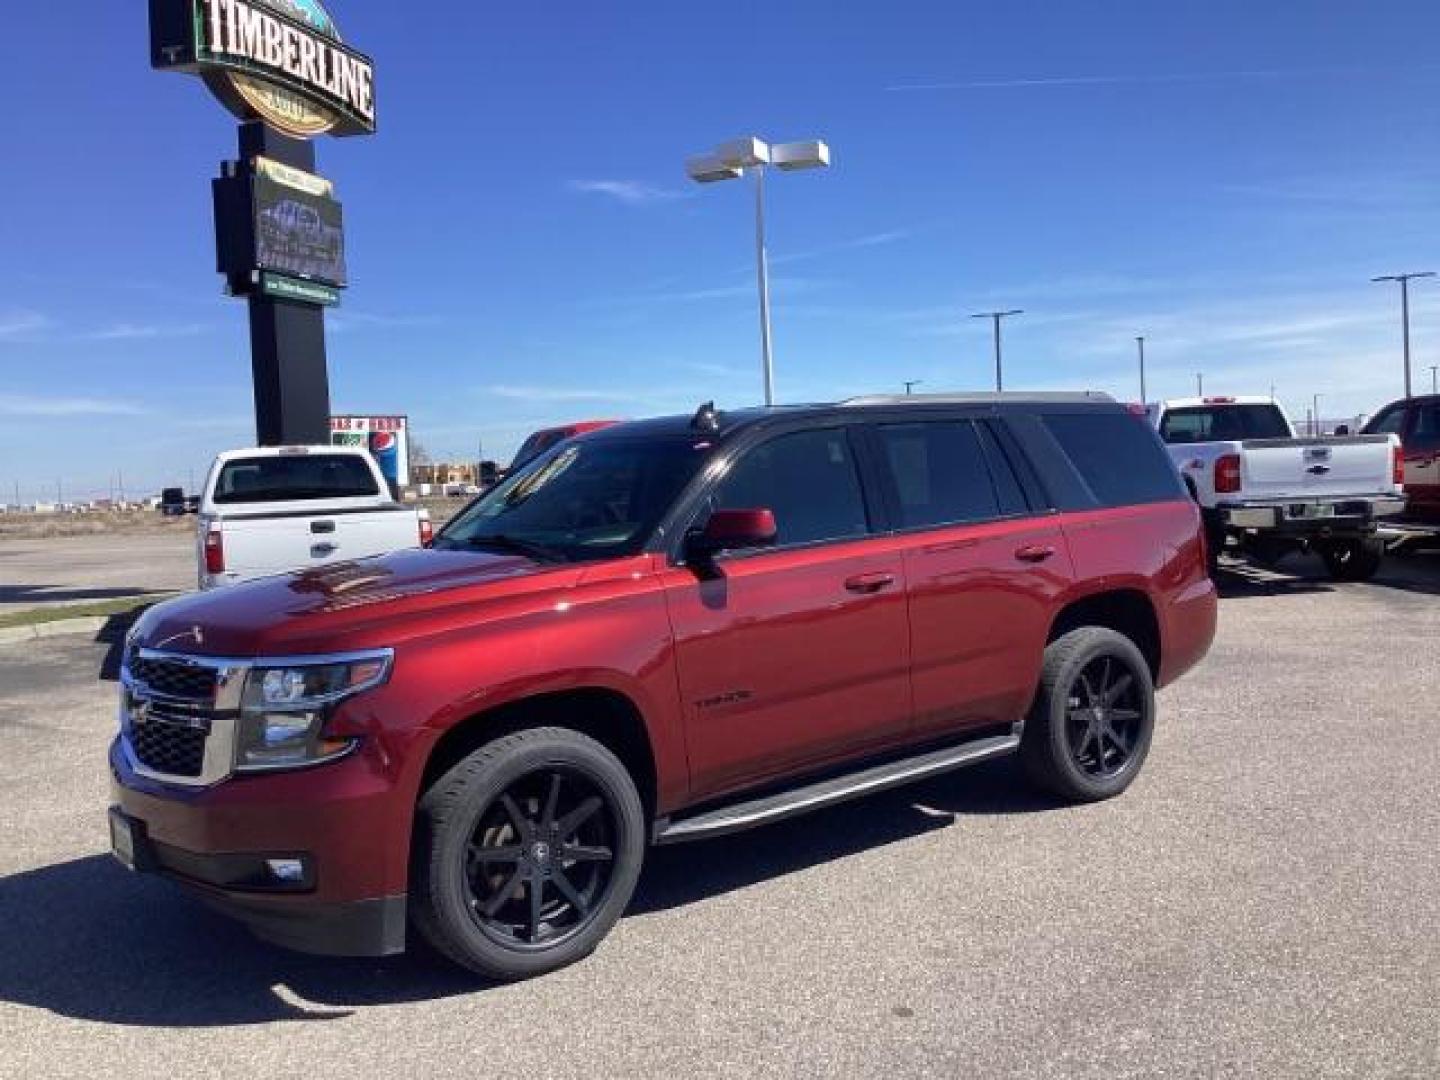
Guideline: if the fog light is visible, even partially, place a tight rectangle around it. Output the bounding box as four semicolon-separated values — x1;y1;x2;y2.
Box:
265;859;306;884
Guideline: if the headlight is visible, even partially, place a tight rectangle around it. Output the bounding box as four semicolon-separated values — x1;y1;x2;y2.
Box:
236;650;393;771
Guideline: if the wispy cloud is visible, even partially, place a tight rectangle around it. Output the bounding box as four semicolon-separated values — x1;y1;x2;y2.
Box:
0;394;148;417
329;311;442;334
0;314;209;344
481;384;635;404
568;179;689;206
885;65;1440;93
83;322;207;342
771;228;913;267
1217;174;1440;210
682;360;750;380
0;310;51;339
610;276;832;307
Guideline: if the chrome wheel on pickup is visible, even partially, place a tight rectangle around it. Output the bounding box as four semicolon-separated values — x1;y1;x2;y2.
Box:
413;727;645;980
1021;627;1156;802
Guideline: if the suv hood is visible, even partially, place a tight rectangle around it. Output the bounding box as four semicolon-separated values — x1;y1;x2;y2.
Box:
130;548;582;657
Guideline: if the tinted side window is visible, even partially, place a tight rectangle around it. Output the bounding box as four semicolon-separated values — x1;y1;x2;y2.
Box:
213;454;379;503
713;428;869;546
976;422;1031;516
1158;404;1290;443
1042;412;1184;507
875;422;1001;528
1363;404;1408;437
1411;403;1440;449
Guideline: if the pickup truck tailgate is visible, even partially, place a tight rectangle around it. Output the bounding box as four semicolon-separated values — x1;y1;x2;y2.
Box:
1239;435;1396;500
219;508;420;575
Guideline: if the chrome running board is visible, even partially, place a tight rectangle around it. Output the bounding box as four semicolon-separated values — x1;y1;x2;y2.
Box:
654;733;1020;844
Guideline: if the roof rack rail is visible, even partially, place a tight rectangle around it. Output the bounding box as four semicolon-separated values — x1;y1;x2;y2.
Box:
839;391;1116;407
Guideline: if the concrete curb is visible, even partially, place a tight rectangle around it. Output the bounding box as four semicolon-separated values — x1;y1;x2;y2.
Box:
0;616;112;647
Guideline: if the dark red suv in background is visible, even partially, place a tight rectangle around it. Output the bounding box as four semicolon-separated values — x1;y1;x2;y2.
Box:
1361;394;1440;520
111;394;1216;980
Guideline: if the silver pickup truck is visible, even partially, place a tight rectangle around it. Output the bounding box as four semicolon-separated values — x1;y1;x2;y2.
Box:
1148;397;1405;580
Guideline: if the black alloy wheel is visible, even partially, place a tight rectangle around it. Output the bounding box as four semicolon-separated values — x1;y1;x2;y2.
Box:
1021;627;1156;802
413;727;645;981
464;768;616;950
1063;656;1145;780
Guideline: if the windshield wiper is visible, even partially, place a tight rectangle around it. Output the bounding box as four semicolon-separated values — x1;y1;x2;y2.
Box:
455;534;568;563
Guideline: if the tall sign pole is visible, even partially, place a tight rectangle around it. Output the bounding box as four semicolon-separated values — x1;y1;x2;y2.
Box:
149;0;377;446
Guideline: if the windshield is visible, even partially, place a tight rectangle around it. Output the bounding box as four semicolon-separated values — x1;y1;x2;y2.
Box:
436;436;712;562
1159;404;1290;443
213;454;379;504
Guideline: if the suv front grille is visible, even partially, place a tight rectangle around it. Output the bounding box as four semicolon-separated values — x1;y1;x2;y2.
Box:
128;651;218;702
121;648;242;785
130;705;210;778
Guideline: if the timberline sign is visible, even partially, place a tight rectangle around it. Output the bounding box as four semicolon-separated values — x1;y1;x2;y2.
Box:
150;0;376;138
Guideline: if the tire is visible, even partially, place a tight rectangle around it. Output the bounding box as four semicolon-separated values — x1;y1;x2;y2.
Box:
412;727;646;981
1318;536;1384;582
1021;627;1156;803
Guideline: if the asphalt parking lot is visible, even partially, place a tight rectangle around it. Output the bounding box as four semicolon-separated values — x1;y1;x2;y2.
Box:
0;532;192;615
1;554;1437;1078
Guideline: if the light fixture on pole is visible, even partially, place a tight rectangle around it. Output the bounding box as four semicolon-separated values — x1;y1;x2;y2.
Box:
903;380;924;395
970;309;1023;391
686;136;831;407
1135;335;1147;405
1372;271;1436;398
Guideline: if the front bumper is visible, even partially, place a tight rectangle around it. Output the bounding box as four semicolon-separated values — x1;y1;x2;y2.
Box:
1219;496;1406;533
109;737;409;957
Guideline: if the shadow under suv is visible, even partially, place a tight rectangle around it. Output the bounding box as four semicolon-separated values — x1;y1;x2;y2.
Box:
110;393;1216;980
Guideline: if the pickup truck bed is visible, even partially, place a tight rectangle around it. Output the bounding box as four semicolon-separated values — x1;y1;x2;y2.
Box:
1149;397;1404;580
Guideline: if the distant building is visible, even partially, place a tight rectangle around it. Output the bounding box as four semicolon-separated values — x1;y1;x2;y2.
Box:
413;462;483;487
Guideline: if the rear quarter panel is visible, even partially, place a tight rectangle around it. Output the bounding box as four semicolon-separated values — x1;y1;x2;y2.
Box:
1058;500;1216;688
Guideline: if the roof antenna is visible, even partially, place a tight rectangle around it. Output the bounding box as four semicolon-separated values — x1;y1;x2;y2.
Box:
690;400;721;432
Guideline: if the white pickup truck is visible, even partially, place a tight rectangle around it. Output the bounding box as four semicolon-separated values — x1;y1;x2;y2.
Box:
1147;397;1405;580
196;446;431;590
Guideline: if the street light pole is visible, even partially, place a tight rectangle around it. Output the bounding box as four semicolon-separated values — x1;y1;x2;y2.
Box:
1431;365;1438;394
1196;373;1204;397
971;309;1023;391
1372;271;1436;398
687;137;831;407
1135;335;1147;405
1312;393;1322;436
753;165;775;407
903;380;923;395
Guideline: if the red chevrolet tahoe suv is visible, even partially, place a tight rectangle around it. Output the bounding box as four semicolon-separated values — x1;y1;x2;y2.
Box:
111;394;1216;980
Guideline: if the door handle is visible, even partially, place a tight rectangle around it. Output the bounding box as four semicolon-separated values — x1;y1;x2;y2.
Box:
1014;544;1056;564
311;542;339;557
844;571;897;594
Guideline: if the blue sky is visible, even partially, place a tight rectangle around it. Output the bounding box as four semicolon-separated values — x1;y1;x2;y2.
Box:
5;0;1440;500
